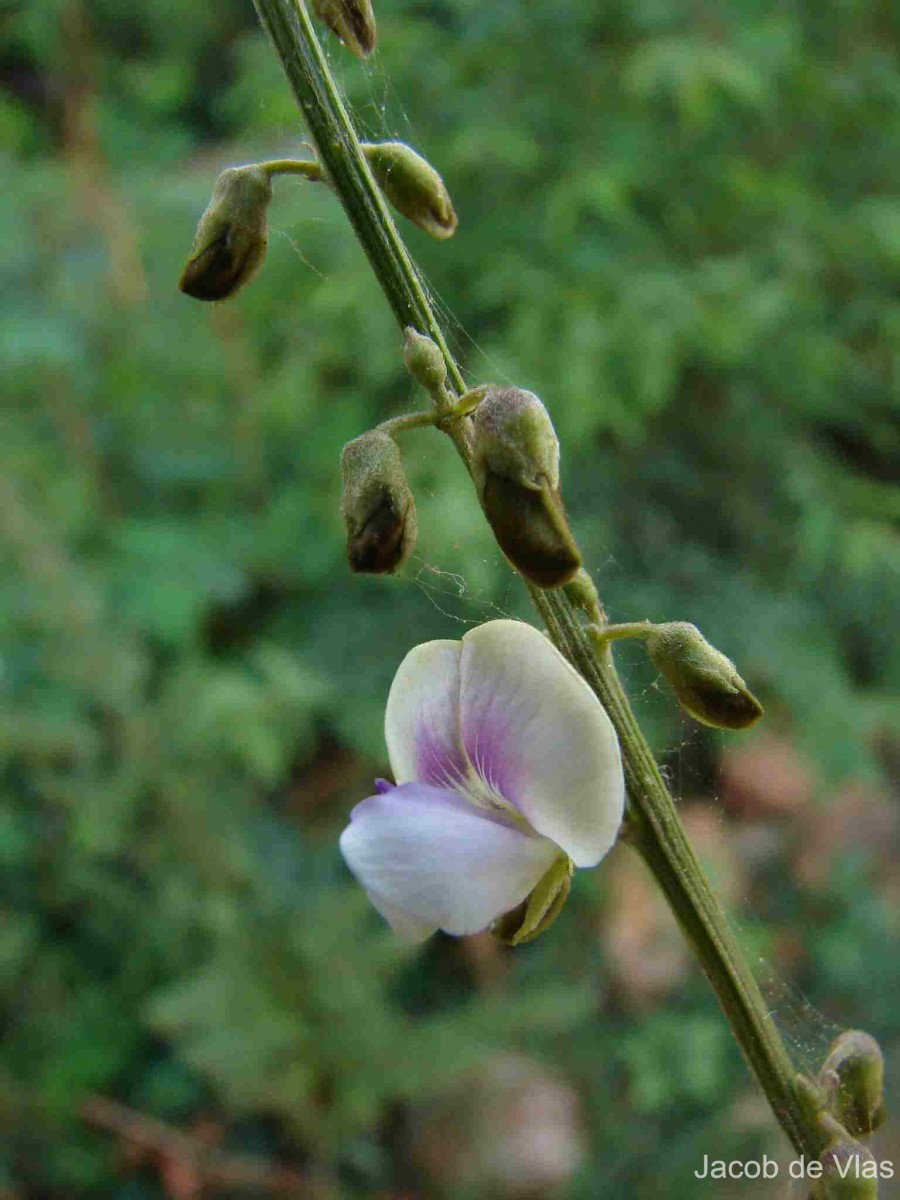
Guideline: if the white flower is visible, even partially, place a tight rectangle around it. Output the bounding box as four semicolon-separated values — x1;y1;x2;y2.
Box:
340;619;625;941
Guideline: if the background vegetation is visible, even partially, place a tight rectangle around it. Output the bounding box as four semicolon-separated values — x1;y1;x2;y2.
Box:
1;0;899;1195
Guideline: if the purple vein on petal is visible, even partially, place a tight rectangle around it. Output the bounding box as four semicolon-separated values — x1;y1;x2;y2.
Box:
413;719;470;792
385;640;472;789
461;711;520;811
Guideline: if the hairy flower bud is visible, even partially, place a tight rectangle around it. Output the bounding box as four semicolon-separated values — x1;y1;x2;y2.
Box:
813;1141;880;1199
179;166;273;302
472;387;581;588
491;855;573;946
403;327;447;394
341;432;417;574
363;142;458;240
645;622;764;730
312;0;376;58
820;1031;885;1138
564;569;602;622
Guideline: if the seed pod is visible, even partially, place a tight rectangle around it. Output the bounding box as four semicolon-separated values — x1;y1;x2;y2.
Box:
363;142;458;240
492;855;573;946
341;432;417;574
813;1141;879;1199
645;622;764;730
403;327;447;394
472;387;581;588
312;0;376;58
820;1031;885;1138
179;166;273;302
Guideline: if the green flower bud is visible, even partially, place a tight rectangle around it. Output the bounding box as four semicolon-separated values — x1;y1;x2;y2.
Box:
813;1141;880;1199
363;142;458;240
820;1031;885;1138
403;327;447;394
472;387;581;588
341;432;417;575
312;0;376;58
645;622;764;730
795;1072;829;1123
492;855;573;946
564;568;602;622
179;166;273;302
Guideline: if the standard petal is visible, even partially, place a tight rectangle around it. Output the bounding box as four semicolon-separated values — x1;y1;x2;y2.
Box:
459;620;624;868
384;638;470;788
339;783;559;939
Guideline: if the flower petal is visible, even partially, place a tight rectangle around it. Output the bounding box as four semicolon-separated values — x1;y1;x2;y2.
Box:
364;892;437;943
384;638;469;788
339;783;559;940
459;620;624;867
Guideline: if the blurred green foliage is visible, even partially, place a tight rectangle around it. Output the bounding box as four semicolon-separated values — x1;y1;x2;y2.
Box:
1;0;899;1195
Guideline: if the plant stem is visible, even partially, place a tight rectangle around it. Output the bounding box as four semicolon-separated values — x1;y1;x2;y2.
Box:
375;411;437;438
530;585;813;1156
252;0;825;1161
587;620;655;649
252;0;464;394
260;157;324;181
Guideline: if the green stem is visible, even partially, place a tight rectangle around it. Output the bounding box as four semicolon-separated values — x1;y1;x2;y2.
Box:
530;585;813;1157
252;0;825;1162
252;0;464;394
375;411;437;438
259;157;324;182
587;620;655;649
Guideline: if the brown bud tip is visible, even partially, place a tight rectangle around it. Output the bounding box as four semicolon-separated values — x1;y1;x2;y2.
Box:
403;327;447;393
814;1141;880;1199
179;166;272;302
363;142;458;240
481;474;581;588
645;622;765;731
820;1031;885;1138
341;432;417;575
472;388;580;588
312;0;376;57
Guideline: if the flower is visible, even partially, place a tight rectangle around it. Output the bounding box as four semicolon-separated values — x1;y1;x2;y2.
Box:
179;166;272;302
471;387;581;588
340;431;417;574
312;0;377;59
339;619;625;941
362;141;458;240
645;622;764;730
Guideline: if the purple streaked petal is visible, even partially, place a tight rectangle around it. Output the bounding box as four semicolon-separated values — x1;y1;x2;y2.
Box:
459;620;625;868
339;782;559;940
385;639;470;788
374;778;394;794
